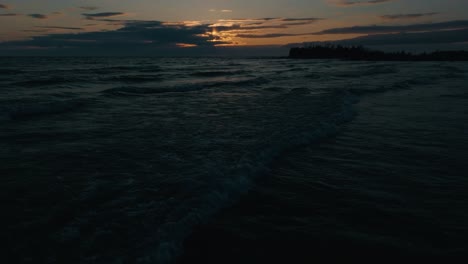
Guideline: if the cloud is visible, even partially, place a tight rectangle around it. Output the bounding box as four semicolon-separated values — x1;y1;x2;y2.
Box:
313;20;468;34
0;3;10;9
26;11;62;20
28;14;48;19
279;18;324;26
330;28;468;46
209;9;233;13
329;0;395;7
79;6;99;11
237;33;314;38
0;20;227;51
380;12;439;20
0;16;321;53
1;16;317;51
208;17;323;39
83;12;126;20
212;17;323;30
22;29;49;33
20;26;83;33
281;18;323;22
36;26;83;30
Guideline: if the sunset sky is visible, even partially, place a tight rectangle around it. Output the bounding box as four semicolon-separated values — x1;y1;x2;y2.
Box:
1;0;468;55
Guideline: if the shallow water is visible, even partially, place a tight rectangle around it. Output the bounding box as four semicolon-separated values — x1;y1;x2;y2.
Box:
181;76;468;262
1;57;467;263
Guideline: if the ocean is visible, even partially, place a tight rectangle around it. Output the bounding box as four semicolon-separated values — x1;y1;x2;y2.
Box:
1;57;467;263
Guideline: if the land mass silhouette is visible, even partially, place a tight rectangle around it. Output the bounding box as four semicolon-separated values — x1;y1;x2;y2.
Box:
289;45;468;61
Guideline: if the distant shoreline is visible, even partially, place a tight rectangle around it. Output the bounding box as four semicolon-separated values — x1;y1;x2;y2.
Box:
289;45;468;61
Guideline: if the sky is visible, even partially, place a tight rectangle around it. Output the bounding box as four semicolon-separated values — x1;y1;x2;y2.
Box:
1;0;468;55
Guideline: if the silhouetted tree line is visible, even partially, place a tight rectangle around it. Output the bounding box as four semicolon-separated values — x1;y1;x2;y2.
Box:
289;44;468;61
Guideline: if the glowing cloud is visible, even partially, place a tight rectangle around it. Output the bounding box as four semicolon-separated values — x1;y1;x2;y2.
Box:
176;43;198;48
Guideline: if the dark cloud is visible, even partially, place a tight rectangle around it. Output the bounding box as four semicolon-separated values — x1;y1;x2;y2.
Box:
278;18;324;26
282;21;322;26
381;12;439;20
36;26;83;30
0;15;324;55
79;6;99;11
287;28;468;50
28;14;48;19
313;20;468;34
0;20;225;52
0;3;10;9
22;29;49;33
83;12;126;20
329;0;395;6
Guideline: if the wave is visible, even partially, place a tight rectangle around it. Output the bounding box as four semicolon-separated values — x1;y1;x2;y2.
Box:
347;71;448;96
2;99;87;121
331;66;399;78
7;57;463;263
286;67;310;72
139;66;163;73
439;71;466;79
101;84;206;96
20;65;163;75
104;65;162;73
363;65;399;75
101;77;270;96
263;87;284;92
0;68;23;75
12;77;83;87
305;73;322;79
102;74;164;83
214;76;270;87
191;70;247;77
289;87;311;94
439;93;468;99
151;90;358;263
436;65;465;74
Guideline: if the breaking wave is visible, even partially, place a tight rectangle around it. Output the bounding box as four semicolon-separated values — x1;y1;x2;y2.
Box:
151;90;358;263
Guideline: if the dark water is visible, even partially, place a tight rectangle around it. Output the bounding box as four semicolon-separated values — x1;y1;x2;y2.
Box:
1;57;467;263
